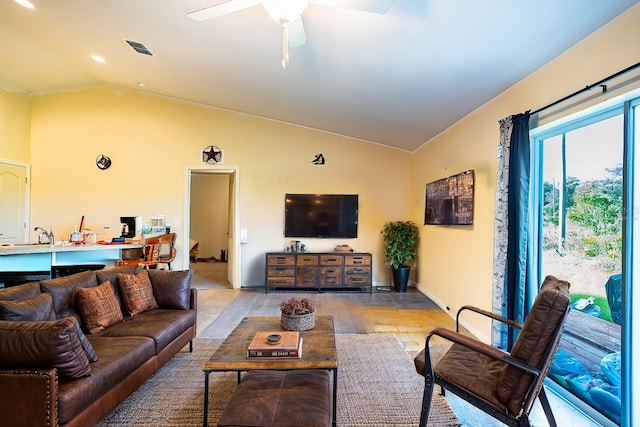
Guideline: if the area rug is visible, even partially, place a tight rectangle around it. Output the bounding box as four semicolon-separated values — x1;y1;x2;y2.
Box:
96;334;459;426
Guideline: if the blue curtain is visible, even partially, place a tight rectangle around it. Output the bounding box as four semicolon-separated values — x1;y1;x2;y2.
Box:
492;111;533;350
504;111;532;349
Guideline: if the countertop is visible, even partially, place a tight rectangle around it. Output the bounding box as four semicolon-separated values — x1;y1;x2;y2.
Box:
0;242;143;256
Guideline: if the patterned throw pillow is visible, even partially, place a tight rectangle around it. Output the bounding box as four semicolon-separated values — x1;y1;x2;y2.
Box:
117;270;159;316
76;281;124;334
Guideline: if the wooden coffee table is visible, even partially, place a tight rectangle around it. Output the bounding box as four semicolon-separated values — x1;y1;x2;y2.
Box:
203;316;338;426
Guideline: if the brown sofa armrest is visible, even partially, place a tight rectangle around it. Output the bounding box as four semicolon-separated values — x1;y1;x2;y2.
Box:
0;368;59;427
190;287;197;311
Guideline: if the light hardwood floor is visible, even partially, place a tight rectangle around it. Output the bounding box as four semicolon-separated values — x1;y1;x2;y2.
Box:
191;261;464;350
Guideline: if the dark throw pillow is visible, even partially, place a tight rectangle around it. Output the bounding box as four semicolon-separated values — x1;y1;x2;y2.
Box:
147;269;192;310
0;317;92;379
0;292;56;321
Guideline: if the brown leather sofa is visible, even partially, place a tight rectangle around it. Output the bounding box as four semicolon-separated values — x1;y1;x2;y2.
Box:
0;266;197;427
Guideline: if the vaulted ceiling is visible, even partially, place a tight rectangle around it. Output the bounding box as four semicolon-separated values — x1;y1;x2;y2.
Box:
0;0;637;151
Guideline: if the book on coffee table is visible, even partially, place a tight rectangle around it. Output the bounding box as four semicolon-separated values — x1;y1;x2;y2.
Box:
247;331;303;358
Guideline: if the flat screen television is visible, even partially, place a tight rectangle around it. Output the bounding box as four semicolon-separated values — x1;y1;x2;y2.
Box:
284;194;358;238
424;170;474;225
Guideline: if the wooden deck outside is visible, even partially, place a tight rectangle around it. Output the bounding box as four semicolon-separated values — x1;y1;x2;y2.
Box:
559;309;621;372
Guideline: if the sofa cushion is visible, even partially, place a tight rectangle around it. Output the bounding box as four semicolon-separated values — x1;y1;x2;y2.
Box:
147;269;192;310
0;317;91;379
117;270;158;316
76;281;124;334
40;271;99;319
96;309;195;354
95;265;141;285
0;292;56;321
57;335;155;425
0;281;41;301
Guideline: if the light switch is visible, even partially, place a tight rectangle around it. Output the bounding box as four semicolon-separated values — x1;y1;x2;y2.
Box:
240;228;248;244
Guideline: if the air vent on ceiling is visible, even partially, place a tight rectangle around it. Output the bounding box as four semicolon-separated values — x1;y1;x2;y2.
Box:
125;39;153;56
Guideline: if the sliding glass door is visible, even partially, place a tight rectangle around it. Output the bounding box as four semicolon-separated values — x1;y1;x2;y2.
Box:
531;95;638;426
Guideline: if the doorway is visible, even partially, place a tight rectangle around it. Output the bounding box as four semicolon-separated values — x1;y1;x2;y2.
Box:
185;166;240;288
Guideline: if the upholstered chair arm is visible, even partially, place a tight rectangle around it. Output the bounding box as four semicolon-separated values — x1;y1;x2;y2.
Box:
428;327;542;376
456;305;523;333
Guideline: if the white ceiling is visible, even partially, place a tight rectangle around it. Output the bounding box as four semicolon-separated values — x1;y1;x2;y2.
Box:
0;0;637;151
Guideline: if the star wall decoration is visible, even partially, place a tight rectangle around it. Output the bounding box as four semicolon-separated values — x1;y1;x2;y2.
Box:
202;145;223;164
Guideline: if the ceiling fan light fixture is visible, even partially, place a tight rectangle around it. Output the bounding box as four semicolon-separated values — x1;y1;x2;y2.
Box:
262;0;308;24
261;0;308;68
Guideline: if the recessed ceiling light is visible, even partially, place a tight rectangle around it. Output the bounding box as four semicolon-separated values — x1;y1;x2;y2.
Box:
91;55;106;63
138;82;148;88
15;0;35;9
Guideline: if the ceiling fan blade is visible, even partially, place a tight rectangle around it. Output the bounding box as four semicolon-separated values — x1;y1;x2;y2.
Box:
188;0;262;21
310;0;394;14
288;18;307;47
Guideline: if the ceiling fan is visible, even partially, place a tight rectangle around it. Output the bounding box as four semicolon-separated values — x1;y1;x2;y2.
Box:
188;0;394;68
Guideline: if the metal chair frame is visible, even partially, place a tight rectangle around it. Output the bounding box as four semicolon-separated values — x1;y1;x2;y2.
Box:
419;304;570;427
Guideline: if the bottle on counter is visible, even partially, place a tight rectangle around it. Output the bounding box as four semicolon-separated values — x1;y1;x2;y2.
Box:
71;226;81;243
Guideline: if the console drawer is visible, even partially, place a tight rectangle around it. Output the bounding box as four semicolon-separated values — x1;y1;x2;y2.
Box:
267;266;295;277
267;255;295;266
297;267;319;287
345;275;372;286
320;255;343;266
345;266;371;276
345;255;371;266
320;267;342;286
267;276;295;286
296;255;319;265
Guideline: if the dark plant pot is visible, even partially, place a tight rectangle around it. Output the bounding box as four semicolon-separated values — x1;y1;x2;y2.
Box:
392;265;410;292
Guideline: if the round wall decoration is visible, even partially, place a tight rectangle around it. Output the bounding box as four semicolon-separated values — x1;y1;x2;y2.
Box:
202;145;223;164
96;154;112;170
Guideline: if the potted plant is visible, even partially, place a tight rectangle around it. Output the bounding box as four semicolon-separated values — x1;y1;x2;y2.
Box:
280;297;315;331
381;221;420;292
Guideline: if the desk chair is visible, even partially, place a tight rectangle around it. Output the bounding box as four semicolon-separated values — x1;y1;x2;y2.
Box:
155;233;177;270
138;242;160;269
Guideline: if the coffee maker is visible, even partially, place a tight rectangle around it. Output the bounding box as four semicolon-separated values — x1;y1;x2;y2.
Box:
120;216;136;238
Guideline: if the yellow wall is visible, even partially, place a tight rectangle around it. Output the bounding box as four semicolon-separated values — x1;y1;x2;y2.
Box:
0;86;31;162
3;3;639;338
28;87;413;284
412;3;640;341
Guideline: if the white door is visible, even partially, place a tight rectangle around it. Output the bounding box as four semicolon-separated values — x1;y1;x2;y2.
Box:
0;161;29;243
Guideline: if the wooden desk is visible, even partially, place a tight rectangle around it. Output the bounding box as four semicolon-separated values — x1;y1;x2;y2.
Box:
203;316;338;426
